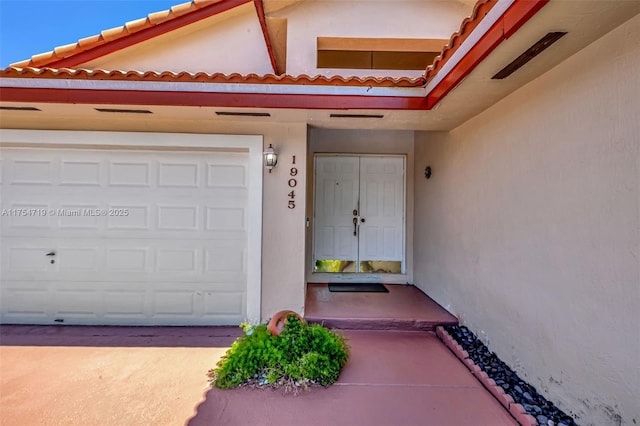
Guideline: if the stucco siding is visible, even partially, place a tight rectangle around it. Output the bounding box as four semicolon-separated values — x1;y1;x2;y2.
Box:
275;0;473;78
414;13;640;425
81;3;273;74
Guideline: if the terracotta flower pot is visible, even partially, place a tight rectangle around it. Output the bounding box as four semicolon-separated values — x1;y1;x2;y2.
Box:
267;310;304;336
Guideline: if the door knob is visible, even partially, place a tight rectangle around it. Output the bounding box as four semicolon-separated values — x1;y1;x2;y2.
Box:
361;218;366;223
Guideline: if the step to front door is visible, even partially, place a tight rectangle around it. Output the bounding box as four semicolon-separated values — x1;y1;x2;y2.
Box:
304;283;458;331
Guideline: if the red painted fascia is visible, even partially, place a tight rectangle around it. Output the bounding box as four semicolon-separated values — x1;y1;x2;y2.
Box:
426;0;549;109
253;0;279;74
47;0;252;68
0;87;428;110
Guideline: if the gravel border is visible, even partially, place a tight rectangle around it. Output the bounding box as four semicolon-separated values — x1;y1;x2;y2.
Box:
437;325;577;426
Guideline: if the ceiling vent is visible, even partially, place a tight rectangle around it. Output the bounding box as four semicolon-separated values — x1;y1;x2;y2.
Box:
215;111;271;117
330;113;384;119
0;106;41;111
95;108;152;114
492;32;567;80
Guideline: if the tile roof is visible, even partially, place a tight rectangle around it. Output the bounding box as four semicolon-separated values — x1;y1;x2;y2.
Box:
4;0;495;89
0;67;425;87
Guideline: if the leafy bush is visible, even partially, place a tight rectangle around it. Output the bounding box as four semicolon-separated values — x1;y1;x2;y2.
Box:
209;315;349;391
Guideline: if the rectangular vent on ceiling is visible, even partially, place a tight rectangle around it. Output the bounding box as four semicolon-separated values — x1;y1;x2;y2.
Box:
492;32;567;80
330;113;384;119
95;108;153;114
0;106;41;111
215;111;271;117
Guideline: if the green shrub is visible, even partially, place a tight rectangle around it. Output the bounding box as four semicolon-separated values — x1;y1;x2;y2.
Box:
209;315;349;390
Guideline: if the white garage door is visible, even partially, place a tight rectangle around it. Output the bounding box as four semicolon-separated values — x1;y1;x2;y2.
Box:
0;147;252;325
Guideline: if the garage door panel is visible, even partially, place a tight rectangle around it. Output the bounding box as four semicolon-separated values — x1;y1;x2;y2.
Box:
104;290;147;317
55;290;100;317
207;163;246;188
158;162;199;187
157;249;197;273
153;291;196;316
106;206;151;230
60;160;101;186
1;147;251;326
6;247;51;272
204;292;245;315
58;248;99;271
205;246;246;273
10;159;55;185
109;161;151;187
107;248;150;272
206;207;246;231
1;284;51;319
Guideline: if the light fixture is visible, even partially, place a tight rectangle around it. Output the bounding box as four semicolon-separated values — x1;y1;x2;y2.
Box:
263;144;278;173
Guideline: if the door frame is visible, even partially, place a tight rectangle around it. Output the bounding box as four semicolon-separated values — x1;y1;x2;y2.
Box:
308;153;408;284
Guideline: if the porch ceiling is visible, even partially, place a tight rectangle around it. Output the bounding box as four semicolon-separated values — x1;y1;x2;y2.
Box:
1;1;638;132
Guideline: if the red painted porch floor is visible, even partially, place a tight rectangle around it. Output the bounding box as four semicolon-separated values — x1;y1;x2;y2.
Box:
305;283;458;330
190;330;517;426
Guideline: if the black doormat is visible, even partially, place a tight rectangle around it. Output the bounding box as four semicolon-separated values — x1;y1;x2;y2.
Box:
328;283;389;293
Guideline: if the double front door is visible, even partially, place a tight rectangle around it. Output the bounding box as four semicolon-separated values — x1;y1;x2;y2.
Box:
313;155;405;274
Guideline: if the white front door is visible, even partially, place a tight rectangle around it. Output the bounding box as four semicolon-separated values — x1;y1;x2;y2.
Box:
313;155;404;274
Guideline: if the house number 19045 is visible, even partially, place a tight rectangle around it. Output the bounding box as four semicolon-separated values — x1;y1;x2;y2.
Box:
288;155;297;209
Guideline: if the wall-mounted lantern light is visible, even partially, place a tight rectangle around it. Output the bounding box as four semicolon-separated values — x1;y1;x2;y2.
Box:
263;144;278;173
424;166;432;179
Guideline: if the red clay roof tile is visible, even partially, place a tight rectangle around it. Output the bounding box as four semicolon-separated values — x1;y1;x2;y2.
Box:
0;67;425;88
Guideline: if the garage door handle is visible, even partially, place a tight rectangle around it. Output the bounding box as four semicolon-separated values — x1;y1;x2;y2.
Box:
46;251;56;256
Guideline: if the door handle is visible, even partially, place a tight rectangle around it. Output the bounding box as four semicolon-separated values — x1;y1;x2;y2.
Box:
46;251;56;256
353;217;358;236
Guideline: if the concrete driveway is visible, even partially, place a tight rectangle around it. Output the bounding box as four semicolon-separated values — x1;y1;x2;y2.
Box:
0;326;241;426
0;326;516;426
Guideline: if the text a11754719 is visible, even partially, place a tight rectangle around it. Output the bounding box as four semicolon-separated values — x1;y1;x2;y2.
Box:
1;208;130;217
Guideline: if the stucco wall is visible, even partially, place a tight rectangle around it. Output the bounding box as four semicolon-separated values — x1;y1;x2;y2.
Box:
307;128;415;283
82;3;273;74
274;0;472;78
413;13;640;425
